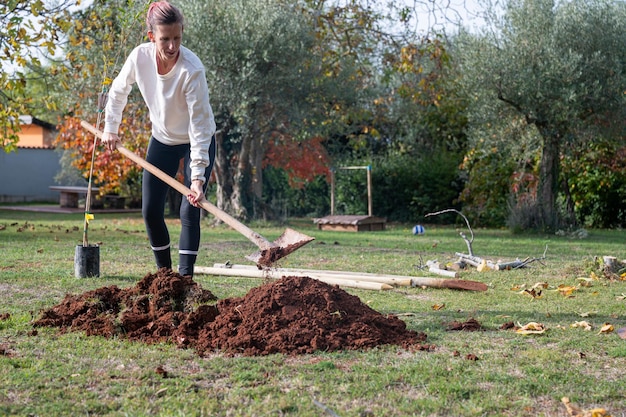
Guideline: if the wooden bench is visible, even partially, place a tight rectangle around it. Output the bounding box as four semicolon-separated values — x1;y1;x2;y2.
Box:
49;186;99;208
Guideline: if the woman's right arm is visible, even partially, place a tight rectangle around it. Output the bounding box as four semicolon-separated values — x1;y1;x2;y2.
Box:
103;50;138;138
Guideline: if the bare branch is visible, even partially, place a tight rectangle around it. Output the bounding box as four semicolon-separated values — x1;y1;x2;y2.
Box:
425;208;474;256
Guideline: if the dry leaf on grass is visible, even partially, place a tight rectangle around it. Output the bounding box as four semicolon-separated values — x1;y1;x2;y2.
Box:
577;277;595;287
617;327;626;340
598;323;614;335
571;321;593;331
561;397;611;417
520;288;543;299
477;259;491;272
557;285;578;297
516;322;547;335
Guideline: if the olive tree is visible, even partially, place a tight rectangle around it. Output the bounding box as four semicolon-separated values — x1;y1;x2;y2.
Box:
178;0;321;219
456;0;626;231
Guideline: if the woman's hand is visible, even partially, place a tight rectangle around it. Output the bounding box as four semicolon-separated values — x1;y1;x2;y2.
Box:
187;179;205;208
101;132;121;152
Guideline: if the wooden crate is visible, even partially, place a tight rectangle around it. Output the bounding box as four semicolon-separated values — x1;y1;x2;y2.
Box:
313;215;386;232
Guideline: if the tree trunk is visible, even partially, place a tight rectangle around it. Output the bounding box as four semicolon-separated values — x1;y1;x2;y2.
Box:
213;125;267;222
249;126;264;219
213;130;232;216
537;127;561;231
230;132;251;220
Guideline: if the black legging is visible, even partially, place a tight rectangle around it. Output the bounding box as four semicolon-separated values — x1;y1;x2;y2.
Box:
142;136;214;276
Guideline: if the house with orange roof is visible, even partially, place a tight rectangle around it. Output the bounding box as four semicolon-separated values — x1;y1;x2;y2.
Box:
0;116;62;203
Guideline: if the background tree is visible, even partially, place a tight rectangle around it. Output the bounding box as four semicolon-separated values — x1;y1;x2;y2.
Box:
1;0;74;151
456;0;626;231
181;0;322;220
53;0;151;203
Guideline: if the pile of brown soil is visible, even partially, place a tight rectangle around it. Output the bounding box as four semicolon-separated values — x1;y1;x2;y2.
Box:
34;269;427;356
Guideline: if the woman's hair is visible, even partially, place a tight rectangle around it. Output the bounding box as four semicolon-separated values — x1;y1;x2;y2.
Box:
146;1;184;32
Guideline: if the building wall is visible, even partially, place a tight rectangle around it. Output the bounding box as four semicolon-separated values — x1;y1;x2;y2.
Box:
0;148;61;203
14;124;50;148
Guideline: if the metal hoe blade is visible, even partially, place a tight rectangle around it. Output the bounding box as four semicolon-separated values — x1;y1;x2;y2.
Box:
246;228;315;266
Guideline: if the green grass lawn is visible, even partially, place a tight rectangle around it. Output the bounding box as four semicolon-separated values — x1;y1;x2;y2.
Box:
1;209;625;416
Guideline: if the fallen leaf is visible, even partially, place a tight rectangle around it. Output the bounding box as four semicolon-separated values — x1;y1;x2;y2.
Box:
477;259;491;272
561;396;611;417
617;327;626;340
598;323;614;335
577;277;594;287
516;322;547;335
532;282;549;289
557;284;578;297
571;321;592;331
431;303;445;311
520;288;542;299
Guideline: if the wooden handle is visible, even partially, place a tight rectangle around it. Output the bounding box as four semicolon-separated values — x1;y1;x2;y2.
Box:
80;120;274;250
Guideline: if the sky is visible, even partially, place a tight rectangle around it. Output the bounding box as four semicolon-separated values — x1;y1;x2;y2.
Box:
407;0;491;35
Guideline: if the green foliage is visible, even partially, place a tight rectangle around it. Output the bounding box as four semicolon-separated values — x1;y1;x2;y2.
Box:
563;141;626;228
0;0;74;151
53;0;153;197
324;151;464;223
262;167;330;218
373;152;464;223
459;147;516;228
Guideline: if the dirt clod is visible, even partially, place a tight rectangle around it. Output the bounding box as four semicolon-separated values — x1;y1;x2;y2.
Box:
34;269;426;356
446;317;483;331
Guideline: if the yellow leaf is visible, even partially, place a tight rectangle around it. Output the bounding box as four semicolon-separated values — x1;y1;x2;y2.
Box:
561;397;611;417
431;303;445;311
477;259;491;272
557;285;578;297
516;322;546;335
598;323;614;334
571;321;592;331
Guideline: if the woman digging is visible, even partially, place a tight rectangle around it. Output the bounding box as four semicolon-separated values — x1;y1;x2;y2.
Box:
101;1;216;277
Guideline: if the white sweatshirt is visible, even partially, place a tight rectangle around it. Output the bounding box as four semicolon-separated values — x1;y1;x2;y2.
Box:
104;42;216;182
